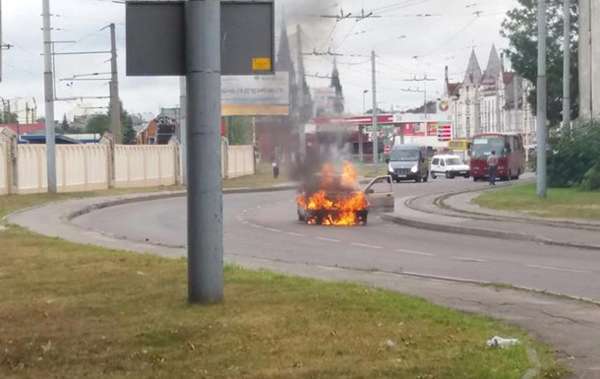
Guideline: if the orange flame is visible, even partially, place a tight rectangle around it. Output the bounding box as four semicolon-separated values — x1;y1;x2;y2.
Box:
297;162;368;226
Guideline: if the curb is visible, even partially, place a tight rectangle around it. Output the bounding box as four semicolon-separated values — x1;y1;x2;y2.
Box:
434;187;600;232
64;184;300;222
381;212;600;252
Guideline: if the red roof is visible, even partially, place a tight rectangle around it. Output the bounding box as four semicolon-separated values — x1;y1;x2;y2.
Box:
0;122;45;135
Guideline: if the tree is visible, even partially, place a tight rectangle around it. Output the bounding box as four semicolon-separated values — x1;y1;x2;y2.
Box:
122;112;136;144
227;116;253;145
85;114;111;135
0;111;19;124
501;0;579;126
57;114;70;134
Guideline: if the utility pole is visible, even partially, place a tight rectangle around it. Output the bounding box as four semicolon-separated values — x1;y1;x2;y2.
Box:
537;0;548;198
296;25;306;158
109;23;122;144
42;0;57;193
562;0;571;129
185;0;223;304
371;50;378;164
179;76;187;185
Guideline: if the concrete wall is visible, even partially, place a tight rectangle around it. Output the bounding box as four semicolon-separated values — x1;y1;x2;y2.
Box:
17;145;111;194
114;145;178;188
227;145;255;179
0;140;9;195
16;145;47;194
2;142;255;195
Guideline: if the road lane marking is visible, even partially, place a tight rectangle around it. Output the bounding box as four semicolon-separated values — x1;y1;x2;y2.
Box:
352;242;383;250
396;249;436;257
451;256;487;263
286;232;305;237
526;264;590;274
316;236;341;243
264;227;282;233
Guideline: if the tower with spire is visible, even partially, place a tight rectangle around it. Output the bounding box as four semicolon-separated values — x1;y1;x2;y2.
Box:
444;46;536;142
330;57;345;114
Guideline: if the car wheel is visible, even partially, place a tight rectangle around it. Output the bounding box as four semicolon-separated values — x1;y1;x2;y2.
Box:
431;172;437;179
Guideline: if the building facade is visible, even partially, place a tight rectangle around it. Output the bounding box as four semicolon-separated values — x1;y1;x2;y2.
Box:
445;46;536;146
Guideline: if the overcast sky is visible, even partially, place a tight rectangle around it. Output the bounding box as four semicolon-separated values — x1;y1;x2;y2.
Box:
0;0;519;121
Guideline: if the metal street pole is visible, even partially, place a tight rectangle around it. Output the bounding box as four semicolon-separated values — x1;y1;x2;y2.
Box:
42;0;57;193
537;0;548;198
371;50;379;164
562;0;571;129
179;76;187;185
109;23;122;144
185;0;223;304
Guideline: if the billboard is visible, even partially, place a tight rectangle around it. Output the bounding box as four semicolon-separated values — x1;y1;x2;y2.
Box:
126;1;274;77
221;72;289;116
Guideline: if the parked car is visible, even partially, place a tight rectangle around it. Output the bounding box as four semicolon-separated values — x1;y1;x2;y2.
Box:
430;155;471;179
387;145;429;183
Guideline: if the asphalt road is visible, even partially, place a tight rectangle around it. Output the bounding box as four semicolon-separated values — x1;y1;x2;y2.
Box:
74;177;600;303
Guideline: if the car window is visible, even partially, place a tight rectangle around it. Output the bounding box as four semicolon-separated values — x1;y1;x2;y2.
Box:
368;177;393;194
440;160;446;167
432;158;439;165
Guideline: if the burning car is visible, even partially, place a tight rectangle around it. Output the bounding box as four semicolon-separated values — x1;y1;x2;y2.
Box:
296;162;394;226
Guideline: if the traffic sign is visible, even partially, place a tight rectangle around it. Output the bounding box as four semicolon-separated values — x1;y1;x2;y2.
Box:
126;0;274;77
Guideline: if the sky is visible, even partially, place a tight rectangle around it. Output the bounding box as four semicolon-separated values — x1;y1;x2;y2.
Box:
0;0;520;122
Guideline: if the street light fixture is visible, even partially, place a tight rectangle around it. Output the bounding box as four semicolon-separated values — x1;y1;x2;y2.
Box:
363;89;369;114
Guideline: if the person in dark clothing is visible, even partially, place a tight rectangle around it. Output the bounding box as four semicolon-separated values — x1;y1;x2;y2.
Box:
487;150;498;186
272;160;280;179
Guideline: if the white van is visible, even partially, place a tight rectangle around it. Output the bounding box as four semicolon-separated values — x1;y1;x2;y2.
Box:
430;155;470;179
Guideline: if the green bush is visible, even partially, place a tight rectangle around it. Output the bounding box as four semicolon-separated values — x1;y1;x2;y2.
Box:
548;120;600;188
581;164;600;191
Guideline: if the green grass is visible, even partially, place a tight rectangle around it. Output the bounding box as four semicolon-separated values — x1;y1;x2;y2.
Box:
474;184;600;220
0;193;566;378
223;162;291;189
355;163;388;179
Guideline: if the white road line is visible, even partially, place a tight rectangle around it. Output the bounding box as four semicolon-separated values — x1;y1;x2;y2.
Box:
526;264;590;274
451;256;487;263
396;249;436;257
264;227;283;233
351;242;383;250
286;232;305;237
316;236;341;243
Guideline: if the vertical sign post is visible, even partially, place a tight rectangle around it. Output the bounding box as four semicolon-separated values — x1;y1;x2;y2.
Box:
536;0;547;198
186;0;224;304
42;0;57;193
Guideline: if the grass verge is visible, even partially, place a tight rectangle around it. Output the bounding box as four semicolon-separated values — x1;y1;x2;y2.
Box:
223;162;291;189
0;193;565;378
474;183;600;220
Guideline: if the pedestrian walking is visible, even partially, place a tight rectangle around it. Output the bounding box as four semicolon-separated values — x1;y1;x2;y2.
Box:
272;159;280;179
487;150;498;186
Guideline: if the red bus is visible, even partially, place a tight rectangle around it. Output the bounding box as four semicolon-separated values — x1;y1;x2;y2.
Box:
470;133;526;181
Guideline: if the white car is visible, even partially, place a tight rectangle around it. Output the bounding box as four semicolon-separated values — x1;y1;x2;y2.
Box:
430;155;470;179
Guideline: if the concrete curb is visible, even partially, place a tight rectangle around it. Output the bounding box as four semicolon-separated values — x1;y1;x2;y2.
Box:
381;210;600;252
435;188;600;232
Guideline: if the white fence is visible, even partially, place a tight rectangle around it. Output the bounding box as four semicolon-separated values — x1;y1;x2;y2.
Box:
0;140;9;195
227;145;255;179
0;133;255;195
16;145;111;194
114;145;179;188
